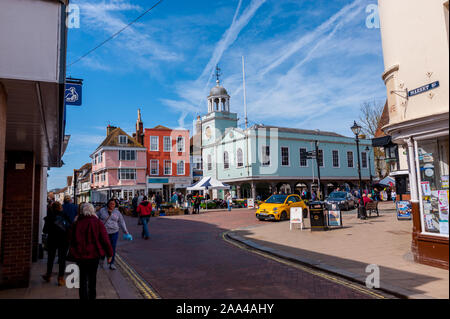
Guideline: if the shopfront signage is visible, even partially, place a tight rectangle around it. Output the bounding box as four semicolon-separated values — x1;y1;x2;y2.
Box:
396;201;412;220
408;81;439;97
290;207;304;230
148;178;169;184
327;210;342;227
65;80;83;106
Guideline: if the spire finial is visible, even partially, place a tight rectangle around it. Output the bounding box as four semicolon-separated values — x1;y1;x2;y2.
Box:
215;64;222;86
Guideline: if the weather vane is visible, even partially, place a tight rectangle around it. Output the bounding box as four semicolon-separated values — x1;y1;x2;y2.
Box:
215;64;222;84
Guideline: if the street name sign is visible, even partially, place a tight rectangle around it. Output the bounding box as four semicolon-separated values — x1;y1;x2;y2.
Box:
408;81;439;97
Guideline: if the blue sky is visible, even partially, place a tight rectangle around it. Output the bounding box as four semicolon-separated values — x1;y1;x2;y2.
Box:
48;0;386;190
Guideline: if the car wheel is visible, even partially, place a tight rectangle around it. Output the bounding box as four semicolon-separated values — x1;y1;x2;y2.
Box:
280;211;287;221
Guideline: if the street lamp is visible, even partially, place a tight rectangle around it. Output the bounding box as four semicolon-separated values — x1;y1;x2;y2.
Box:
314;140;322;200
351;121;366;219
365;146;373;191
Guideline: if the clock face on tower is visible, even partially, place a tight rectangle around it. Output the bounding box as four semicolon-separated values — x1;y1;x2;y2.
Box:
205;126;212;139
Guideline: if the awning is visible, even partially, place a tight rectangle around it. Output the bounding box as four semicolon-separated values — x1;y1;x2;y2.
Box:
372;135;392;147
389;170;409;177
379;176;395;186
187;176;230;191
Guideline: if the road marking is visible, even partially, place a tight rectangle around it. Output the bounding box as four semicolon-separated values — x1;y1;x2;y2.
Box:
222;231;388;299
115;254;160;299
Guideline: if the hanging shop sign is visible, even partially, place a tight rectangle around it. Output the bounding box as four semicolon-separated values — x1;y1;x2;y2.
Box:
65;78;83;106
408;81;439;97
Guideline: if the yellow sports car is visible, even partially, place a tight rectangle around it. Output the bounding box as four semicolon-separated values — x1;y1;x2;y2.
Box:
256;194;308;221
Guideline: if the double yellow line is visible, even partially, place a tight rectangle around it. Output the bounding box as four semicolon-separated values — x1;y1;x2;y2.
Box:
115;254;160;299
222;231;388;299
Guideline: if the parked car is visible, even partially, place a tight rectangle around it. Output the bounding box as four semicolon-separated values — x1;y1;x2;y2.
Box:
325;191;357;211
256;194;308;221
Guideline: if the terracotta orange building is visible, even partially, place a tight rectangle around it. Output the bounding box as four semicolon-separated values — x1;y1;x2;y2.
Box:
143;125;192;200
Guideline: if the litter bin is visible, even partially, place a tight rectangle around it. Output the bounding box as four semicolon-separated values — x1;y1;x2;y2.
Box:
309;201;328;231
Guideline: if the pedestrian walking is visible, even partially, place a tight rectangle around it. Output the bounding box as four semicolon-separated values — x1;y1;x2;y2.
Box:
132;193;139;217
63;195;78;224
97;199;130;270
194;196;201;214
42;201;71;286
226;192;232;211
67;203;113;300
171;192;179;207
392;190;397;203
137;196;152;240
155;193;162;212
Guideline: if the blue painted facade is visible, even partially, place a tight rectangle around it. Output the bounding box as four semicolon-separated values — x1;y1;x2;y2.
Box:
200;81;374;199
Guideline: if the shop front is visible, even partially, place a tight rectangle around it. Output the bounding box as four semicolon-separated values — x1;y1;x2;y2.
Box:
397;120;449;269
147;177;192;201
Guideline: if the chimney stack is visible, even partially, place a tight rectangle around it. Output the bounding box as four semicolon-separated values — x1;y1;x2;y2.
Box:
107;125;117;136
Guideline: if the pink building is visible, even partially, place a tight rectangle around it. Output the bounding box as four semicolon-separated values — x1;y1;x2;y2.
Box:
90;125;147;203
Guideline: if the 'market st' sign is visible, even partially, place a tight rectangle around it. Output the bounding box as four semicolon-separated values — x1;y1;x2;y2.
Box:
408;81;439;97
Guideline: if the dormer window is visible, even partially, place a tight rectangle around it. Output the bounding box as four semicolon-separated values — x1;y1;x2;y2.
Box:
119;135;128;144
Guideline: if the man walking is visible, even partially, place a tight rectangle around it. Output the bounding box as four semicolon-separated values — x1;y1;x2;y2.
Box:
63;195;78;224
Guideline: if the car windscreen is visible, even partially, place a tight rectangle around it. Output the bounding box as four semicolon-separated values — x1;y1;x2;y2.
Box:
265;195;288;204
328;192;347;199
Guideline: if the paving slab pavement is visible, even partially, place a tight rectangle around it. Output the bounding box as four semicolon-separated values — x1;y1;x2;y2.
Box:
0;256;142;299
227;202;449;299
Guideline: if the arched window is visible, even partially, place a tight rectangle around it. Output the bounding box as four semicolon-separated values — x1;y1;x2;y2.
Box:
237;148;243;167
224;151;229;169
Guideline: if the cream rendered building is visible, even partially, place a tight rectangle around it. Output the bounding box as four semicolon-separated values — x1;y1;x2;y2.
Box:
378;0;449;269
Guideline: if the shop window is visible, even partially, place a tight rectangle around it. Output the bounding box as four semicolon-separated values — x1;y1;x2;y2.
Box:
417;137;449;236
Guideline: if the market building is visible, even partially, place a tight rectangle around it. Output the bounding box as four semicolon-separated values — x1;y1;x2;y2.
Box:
90;125;147;203
0;0;70;288
378;0;449;268
200;77;375;200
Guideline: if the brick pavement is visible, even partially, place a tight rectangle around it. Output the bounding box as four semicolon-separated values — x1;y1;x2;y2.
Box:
0;256;142;299
228;202;449;299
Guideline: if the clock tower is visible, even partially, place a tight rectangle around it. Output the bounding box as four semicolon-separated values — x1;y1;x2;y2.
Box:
201;66;238;148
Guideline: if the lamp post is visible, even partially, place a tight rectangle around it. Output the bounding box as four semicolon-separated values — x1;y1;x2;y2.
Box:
314;140;322;200
365;146;373;191
351;121;366;219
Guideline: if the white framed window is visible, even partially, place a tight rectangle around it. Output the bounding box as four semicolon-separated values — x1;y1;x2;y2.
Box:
164;160;172;175
100;172;106;182
347;151;354;168
119;150;136;161
95;174;99;183
177;136;185;152
299;148;307;167
163;136;172;152
237;148;243;167
281;147;289;166
332;150;340;168
150;136;159;151
262;146;270;166
361;152;368;168
150;160;159;175
118;135;128;144
99;151;103;163
224;151;229;169
177;160;185;175
118;169;136;180
207;155;212;171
